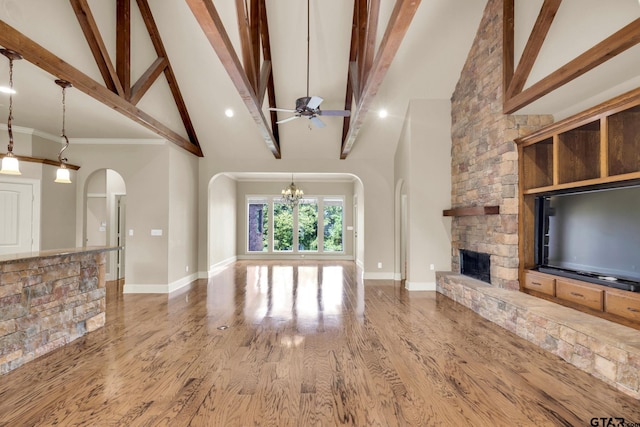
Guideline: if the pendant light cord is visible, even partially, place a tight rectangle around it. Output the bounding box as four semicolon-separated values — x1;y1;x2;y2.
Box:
6;57;14;154
57;81;70;165
306;0;310;98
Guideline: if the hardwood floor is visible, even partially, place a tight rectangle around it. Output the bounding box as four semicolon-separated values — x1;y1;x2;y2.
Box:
1;260;639;426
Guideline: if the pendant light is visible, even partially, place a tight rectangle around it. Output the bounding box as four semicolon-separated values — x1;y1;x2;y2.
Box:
54;79;72;184
0;49;22;175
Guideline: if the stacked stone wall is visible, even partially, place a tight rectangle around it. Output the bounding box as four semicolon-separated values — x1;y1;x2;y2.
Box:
0;251;106;374
450;0;552;289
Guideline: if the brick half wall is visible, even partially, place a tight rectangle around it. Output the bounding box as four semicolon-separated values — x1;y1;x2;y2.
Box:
0;250;107;374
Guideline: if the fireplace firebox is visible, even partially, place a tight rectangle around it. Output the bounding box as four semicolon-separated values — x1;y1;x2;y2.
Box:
460;249;491;283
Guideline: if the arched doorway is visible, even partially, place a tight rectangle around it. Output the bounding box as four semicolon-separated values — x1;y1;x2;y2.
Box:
84;169;127;283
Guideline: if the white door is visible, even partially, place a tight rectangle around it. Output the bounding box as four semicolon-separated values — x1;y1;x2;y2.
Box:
0;182;34;255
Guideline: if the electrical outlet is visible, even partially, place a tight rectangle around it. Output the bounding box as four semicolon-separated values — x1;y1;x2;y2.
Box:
377;262;382;269
430;264;435;271
185;265;189;272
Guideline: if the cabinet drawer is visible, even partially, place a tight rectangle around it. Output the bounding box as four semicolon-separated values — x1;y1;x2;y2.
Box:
524;272;555;296
605;291;640;322
556;279;604;311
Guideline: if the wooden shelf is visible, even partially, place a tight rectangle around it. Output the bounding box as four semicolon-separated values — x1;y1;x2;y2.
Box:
516;87;640;330
443;206;500;217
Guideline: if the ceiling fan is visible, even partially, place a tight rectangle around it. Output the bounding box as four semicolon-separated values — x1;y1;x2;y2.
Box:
269;0;350;128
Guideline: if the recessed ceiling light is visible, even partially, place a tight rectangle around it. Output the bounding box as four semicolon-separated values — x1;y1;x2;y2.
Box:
378;109;388;119
224;108;234;117
0;86;16;94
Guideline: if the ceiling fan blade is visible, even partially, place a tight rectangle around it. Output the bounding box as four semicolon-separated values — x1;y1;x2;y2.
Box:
269;107;297;113
307;96;323;110
318;110;351;117
310;116;326;128
276;116;301;124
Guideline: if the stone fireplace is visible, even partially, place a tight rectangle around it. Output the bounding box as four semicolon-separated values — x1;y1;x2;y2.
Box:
460;249;490;283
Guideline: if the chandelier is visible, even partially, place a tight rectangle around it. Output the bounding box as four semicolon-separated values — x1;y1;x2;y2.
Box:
281;175;304;207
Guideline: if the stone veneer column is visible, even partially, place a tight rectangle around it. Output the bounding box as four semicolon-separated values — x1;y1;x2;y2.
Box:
450;0;552;289
0;249;108;374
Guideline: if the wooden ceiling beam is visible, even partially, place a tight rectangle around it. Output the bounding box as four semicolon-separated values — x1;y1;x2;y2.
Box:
505;0;561;100
0;20;203;157
341;0;422;159
186;0;281;158
257;60;271;106
235;0;259;92
130;57;168;105
341;1;360;143
136;0;201;150
258;0;279;142
356;0;368;90
116;0;131;99
361;0;380;87
504;17;640;114
69;0;125;96
502;0;514;102
250;0;261;92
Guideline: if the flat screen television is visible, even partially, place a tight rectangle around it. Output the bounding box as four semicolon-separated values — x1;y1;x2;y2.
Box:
535;185;640;292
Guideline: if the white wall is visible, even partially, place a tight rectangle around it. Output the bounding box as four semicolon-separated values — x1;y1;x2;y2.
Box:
207;174;237;274
168;145;199;288
394;100;452;290
73;142;171;290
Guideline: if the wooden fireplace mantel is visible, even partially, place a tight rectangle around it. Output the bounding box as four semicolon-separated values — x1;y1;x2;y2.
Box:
442;206;500;217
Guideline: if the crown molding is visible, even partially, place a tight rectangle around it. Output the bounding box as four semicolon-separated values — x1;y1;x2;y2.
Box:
70;138;166;145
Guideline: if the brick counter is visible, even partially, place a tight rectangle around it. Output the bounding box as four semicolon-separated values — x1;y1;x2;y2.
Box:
0;247;116;374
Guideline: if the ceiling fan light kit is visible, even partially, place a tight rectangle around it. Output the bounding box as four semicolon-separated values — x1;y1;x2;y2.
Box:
269;0;350;128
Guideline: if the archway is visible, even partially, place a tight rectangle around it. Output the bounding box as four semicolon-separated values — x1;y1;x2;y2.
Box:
84;169;127;283
206;172;365;276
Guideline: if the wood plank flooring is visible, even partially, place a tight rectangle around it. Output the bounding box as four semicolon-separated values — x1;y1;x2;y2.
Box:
1;260;639;426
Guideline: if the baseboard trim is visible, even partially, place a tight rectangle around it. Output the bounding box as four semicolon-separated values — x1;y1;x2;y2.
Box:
363;272;395;280
123;284;168;294
405;281;436;291
208;256;238;277
124;273;199;294
237;254;354;261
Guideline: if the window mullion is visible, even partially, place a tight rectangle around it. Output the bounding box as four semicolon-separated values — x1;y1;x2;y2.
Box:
318;198;325;253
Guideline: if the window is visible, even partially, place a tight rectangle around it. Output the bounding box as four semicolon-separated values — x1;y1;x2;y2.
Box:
323;198;343;252
298;198;318;251
246;195;344;254
273;200;294;251
247;198;269;252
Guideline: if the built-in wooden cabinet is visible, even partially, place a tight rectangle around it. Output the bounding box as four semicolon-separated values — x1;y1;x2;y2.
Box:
523;270;555;296
555;278;604;311
523;269;640;325
517;87;640;327
605;289;640;322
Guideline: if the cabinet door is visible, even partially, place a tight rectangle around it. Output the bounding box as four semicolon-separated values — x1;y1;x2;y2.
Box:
556;279;604;311
605;291;640;322
0;182;34;255
524;271;555;296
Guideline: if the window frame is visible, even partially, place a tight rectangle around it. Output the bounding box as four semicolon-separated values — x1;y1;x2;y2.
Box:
245;195;345;255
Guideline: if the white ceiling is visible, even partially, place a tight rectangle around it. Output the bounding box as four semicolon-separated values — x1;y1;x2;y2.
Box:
0;0;639;161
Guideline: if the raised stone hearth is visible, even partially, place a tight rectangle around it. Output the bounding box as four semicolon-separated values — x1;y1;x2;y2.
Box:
437;271;640;399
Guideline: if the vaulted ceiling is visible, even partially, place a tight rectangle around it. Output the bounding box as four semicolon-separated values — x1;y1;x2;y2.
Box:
0;1;639;162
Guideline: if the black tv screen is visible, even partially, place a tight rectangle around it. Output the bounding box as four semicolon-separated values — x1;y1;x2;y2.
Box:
538;185;640;286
